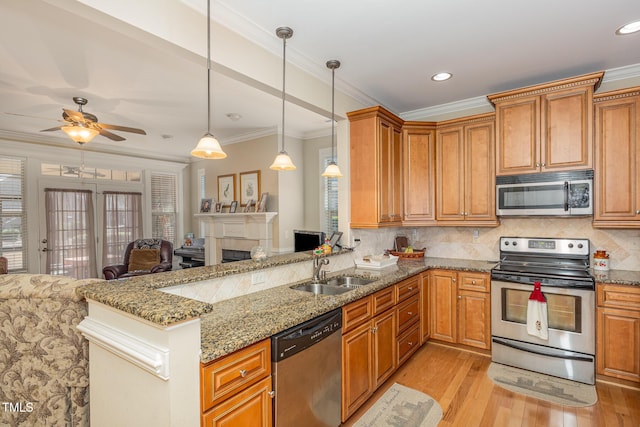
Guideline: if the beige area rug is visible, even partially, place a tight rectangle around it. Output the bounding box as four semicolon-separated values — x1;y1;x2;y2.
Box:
488;362;597;407
353;383;443;427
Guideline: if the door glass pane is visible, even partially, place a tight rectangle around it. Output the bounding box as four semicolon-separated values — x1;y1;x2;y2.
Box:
502;288;581;332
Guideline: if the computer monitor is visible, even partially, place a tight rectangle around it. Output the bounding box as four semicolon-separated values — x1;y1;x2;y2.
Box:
294;230;325;252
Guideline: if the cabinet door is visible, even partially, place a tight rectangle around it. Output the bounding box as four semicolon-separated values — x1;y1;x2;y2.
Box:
597;307;640;383
436;126;464;221
465;121;495;221
458;290;491;349
202;376;272;427
593;93;640;226
541;87;593;172
430;270;457;342
495;96;540;175
372;310;396;389
420;273;430;343
342;322;373;422
403;125;436;223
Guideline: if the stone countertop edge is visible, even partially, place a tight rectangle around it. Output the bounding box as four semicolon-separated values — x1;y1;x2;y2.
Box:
593;269;640;287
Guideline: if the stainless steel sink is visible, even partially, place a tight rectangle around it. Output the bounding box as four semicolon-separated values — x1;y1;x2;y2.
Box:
290;282;352;295
323;276;375;288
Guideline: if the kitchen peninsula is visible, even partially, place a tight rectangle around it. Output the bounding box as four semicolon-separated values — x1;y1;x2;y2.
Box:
76;251;492;426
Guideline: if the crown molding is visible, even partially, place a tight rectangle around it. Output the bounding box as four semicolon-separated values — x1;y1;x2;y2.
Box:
601;62;640;83
400;96;493;121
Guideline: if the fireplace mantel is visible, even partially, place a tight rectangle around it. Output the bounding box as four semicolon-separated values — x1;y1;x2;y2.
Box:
196;212;277;265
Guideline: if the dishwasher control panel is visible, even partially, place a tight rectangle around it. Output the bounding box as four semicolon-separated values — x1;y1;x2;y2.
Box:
272;308;342;361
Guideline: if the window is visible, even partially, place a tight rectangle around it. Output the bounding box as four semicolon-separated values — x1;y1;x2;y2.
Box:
151;173;177;246
320;149;339;235
0;157;27;272
103;191;142;267
198;168;206;201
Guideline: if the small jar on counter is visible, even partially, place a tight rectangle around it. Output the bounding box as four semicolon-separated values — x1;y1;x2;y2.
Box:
593;250;610;271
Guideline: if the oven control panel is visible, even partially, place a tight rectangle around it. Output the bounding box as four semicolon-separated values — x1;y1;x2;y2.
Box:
499;237;590;256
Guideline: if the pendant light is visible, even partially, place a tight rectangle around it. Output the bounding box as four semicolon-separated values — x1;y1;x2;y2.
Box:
270;27;296;171
322;60;343;178
191;0;227;159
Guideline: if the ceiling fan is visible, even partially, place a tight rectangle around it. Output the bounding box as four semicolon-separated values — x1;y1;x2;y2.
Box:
40;97;147;144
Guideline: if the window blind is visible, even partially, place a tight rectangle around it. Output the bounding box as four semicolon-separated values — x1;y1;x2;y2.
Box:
151;173;177;246
321;156;339;235
0;157;27;272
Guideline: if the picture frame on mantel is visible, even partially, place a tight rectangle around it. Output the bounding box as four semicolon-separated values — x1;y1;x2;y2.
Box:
217;174;236;206
200;198;212;213
239;170;261;206
256;192;269;212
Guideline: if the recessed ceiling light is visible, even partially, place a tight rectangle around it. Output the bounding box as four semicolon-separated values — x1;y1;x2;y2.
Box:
616;20;640;35
431;72;452;82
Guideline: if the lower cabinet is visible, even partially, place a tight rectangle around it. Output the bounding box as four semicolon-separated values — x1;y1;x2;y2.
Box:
596;284;640;383
201;339;273;427
430;269;491;350
341;275;423;422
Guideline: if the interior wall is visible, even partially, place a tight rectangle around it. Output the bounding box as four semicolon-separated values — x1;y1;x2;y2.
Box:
302;134;332;231
275;137;304;253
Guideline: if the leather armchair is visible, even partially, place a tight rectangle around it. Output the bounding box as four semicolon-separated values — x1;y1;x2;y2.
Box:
103;239;173;280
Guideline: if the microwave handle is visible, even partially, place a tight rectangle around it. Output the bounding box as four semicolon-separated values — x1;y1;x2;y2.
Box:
563;182;569;211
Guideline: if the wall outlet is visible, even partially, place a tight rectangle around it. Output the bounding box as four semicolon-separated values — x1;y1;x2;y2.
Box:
251;271;266;285
473;229;479;241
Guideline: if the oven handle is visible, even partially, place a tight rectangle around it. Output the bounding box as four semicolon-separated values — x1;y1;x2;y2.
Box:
563;181;569;211
492;337;593;362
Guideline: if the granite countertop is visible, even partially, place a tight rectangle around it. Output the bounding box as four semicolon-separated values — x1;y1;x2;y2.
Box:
592;268;640;286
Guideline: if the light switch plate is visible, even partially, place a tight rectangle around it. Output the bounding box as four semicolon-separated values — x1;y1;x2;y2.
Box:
251;271;266;285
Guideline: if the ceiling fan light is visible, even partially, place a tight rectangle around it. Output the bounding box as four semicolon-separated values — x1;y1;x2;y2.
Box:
191;133;227;159
62;125;99;144
269;151;297;170
322;162;343;178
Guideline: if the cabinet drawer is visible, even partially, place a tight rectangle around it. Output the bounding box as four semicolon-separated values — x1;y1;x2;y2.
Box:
597;284;640;310
397;323;420;365
458;272;490;293
396;295;420;334
202;376;273;427
373;287;396;315
343;297;372;333
201;339;271;411
396;276;420;302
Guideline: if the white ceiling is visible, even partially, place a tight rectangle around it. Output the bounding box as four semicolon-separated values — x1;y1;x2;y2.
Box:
1;0;639;162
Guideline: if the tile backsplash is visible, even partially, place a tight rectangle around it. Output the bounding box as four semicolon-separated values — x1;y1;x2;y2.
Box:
351;217;640;271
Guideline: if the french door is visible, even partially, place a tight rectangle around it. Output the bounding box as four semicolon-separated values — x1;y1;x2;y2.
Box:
38;179;142;279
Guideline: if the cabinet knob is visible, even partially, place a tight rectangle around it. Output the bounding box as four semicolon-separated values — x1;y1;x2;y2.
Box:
457;296;462;300
471;280;476;285
541;162;546;167
372;326;378;334
452;278;456;283
407;311;413;316
268;391;275;398
636;210;640;214
535;162;540;167
240;369;248;378
408;341;414;347
407;287;413;291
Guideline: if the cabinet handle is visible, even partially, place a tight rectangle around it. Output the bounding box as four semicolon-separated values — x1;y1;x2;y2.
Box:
407;311;413;316
372;326;378;334
407;287;413;291
408;341;414;347
268;391;275;398
239;369;248;378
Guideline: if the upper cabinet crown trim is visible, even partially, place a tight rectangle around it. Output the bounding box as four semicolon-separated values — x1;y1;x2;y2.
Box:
347;105;404;126
487;71;604;105
594;86;640;102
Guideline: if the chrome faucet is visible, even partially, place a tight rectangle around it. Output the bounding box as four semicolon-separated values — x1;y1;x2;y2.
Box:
313;257;330;282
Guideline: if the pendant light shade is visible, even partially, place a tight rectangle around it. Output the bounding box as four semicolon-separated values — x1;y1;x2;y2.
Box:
191;0;227;159
270;27;296;171
322;59;342;178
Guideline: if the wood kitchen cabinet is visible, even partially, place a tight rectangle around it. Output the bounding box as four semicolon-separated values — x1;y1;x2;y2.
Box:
436;113;498;226
403;122;437;225
201;339;272;427
488;72;603;176
430;269;491;350
348;106;403;228
596;284;640;384
593;87;640;228
420;272;430;344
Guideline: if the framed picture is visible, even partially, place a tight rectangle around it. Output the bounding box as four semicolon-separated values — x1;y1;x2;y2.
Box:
256;192;269;212
200;198;212;213
217;174;236;206
214;202;222;213
328;231;343;249
243;199;255;212
229;200;238;213
239;170;261;206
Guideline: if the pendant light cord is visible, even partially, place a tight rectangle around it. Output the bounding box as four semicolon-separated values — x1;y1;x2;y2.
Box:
331;66;335;161
281;35;286;152
206;0;211;134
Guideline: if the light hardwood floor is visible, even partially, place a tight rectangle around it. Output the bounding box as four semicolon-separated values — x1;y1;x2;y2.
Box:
342;342;640;427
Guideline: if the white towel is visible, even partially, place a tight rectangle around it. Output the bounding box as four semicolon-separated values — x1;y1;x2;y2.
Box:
527;281;549;340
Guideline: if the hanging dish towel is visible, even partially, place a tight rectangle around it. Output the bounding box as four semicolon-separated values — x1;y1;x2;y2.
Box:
527;281;549;340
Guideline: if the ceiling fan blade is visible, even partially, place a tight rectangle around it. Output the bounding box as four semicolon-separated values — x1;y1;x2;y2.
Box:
40;126;64;132
98;128;126;141
63;108;85;122
98;123;146;135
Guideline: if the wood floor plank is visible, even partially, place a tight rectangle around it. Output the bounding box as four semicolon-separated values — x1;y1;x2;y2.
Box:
341;342;640;427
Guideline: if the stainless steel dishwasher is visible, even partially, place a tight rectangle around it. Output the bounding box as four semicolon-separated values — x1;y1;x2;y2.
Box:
271;308;342;427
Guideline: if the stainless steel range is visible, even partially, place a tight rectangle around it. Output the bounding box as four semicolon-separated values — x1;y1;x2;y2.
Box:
491;237;596;384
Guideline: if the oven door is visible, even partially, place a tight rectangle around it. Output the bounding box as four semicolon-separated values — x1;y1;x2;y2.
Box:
491;280;595;355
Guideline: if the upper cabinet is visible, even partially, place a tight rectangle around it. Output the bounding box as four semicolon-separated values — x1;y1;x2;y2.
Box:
349;106;403;228
488;72;604;176
593;87;640;228
436;114;499;226
402;122;437;225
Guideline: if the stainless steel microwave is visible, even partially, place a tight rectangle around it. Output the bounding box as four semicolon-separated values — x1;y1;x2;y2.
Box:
496;170;593;216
